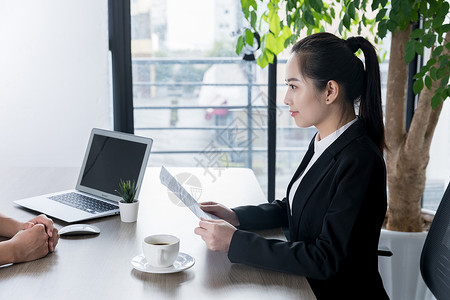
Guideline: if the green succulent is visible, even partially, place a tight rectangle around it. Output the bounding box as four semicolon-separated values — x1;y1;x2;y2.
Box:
115;179;137;203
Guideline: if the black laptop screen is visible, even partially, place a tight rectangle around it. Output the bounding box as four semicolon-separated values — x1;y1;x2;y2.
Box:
80;134;148;195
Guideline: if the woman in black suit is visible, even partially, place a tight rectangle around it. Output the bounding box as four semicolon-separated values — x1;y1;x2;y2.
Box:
194;32;389;299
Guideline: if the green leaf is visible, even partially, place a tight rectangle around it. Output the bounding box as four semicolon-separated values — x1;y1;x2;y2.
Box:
303;9;316;26
241;0;250;18
284;34;296;48
324;13;332;25
362;14;367;26
236;35;244;55
432;46;444;58
440;24;450;34
430;67;438;80
267;31;285;55
423;19;432;29
376;9;387;22
265;32;277;53
348;2;356;20
257;50;274;69
310;0;324;12
433;15;446;30
287;0;296;11
413;71;424;80
411;11;419;23
415;42;424;56
410;28;424;39
371;0;380;11
378;20;387;38
280;25;292;40
438;54;448;66
437;66;447;79
419;1;429;17
413;78;423;94
404;40;416;63
245;29;254;47
386;19;396;32
433;2;448;29
269;10;281;36
241;0;249;11
431;93;442;109
250;11;257;28
399;0;412;17
423;33;436;48
441;75;449;88
257;54;268;68
343;13;351;30
288;9;298;27
428;0;439;15
425;76;432;89
426;58;437;68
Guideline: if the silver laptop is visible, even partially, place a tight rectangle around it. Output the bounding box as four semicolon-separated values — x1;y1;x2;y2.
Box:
14;128;153;223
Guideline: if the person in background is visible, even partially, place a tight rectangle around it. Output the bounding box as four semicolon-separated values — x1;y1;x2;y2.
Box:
194;32;389;299
0;213;59;265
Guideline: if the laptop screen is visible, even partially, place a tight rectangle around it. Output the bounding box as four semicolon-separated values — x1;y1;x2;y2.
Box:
79;134;148;196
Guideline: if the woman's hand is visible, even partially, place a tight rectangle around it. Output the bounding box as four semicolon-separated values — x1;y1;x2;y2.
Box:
9;224;50;263
199;202;240;227
194;219;236;252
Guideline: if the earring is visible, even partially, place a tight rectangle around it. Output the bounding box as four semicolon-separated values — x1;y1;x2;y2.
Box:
326;99;330;102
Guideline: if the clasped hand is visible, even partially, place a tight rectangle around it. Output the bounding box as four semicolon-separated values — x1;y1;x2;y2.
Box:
12;214;59;263
194;202;239;253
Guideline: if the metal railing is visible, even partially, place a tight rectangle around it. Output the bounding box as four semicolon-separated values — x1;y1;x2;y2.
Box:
132;57;290;169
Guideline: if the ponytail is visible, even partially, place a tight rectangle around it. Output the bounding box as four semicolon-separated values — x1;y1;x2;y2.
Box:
291;33;385;152
345;37;385;152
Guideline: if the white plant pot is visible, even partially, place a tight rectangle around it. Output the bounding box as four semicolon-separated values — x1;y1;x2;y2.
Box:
378;229;435;300
119;200;139;223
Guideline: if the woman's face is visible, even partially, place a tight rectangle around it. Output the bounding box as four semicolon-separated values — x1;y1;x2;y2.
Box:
284;53;328;128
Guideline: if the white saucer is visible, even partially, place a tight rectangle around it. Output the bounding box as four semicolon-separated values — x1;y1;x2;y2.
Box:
131;252;195;274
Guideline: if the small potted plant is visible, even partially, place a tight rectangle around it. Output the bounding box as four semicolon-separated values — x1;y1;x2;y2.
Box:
115;179;139;223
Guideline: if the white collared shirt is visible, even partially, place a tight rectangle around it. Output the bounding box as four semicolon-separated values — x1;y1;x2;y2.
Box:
288;118;358;213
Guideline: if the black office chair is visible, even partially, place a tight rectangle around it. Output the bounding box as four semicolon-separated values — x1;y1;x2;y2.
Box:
420;182;450;300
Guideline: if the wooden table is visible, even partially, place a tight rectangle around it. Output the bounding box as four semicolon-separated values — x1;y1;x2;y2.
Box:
0;167;315;299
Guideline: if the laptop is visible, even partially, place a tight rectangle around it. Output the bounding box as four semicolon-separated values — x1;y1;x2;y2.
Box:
14;128;153;223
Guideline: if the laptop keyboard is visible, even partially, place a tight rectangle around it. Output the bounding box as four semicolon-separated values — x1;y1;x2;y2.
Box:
48;192;118;214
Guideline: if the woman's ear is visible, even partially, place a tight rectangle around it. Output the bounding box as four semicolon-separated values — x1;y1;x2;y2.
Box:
325;80;339;104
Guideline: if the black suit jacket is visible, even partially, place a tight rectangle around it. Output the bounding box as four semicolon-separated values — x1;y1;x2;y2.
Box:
228;120;389;299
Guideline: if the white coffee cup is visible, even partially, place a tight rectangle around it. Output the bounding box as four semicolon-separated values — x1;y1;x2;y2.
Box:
143;234;180;268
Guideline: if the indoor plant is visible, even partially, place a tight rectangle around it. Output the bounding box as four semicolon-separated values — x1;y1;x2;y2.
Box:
236;1;449;299
116;179;139;222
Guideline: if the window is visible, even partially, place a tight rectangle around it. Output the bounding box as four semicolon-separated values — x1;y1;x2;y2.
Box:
129;0;298;198
425;102;450;210
127;0;446;209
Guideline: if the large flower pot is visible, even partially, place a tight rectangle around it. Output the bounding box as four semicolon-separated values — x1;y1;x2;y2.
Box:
119;200;139;223
378;229;434;300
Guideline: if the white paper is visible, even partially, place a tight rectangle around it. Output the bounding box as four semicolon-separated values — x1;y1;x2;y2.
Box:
159;166;220;221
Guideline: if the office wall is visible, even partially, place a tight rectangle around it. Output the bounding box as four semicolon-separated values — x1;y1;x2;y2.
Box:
0;0;111;167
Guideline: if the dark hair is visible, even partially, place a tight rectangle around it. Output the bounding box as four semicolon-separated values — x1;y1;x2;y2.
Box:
291;32;385;152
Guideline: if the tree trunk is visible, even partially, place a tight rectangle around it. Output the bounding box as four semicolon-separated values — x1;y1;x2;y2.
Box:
385;27;448;232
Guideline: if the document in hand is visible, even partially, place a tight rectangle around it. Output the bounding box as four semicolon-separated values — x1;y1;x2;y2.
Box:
159;166;220;221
